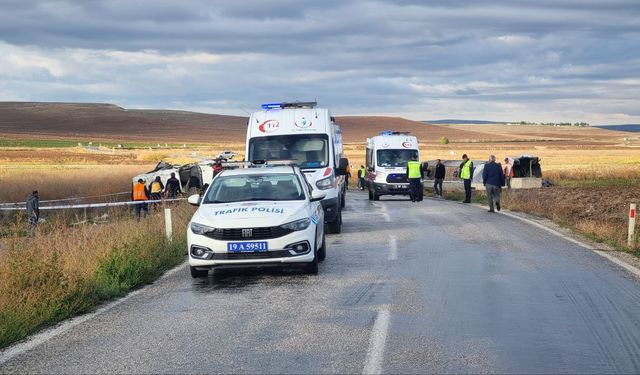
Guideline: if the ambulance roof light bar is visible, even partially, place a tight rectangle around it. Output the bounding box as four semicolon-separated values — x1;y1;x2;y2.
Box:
380;130;411;136
261;101;317;110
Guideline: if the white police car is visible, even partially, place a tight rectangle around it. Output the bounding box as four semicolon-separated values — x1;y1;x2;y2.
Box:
187;163;326;277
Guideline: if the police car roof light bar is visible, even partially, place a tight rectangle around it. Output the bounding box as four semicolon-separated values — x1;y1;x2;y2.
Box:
263;159;299;167
221;161;253;168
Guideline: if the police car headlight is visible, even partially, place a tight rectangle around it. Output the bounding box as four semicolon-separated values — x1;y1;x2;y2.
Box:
316;176;334;190
280;218;311;231
190;222;216;235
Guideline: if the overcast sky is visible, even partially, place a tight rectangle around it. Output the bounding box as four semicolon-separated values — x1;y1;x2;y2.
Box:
0;1;638;124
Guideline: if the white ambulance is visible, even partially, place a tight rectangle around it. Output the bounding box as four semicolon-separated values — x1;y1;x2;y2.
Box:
245;102;348;233
364;131;421;200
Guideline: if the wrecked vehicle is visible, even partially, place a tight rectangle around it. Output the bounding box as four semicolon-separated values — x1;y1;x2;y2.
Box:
425;155;543;190
132;160;217;194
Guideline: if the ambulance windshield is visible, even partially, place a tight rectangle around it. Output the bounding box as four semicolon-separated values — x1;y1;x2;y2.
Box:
377;149;417;167
248;134;329;169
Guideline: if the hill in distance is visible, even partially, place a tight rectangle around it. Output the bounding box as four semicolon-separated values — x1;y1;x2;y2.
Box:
0;102;512;144
0;102;631;144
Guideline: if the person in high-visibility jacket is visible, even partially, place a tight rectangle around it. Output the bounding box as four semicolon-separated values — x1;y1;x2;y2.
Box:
358;165;366;191
148;176;165;201
132;178;150;222
459;154;474;203
407;154;424;202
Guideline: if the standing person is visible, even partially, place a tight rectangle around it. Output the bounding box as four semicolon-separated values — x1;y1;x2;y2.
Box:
503;157;514;190
26;190;39;236
482;155;505;212
459;154;474;203
186;166;202;196
132;178;150;222
433;159;446;198
149;176;164;201
213;161;223;177
407;154;424;203
345;164;351;190
358;165;366;191
165;172;182;199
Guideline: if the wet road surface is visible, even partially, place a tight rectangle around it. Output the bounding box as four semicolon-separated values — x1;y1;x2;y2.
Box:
3;190;640;374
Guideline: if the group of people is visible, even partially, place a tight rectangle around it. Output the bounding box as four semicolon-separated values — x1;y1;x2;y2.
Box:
459;154;514;212
132;172;183;221
348;153;514;212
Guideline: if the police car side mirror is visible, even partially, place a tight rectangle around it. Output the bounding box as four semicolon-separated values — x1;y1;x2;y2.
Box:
187;194;201;206
310;190;326;202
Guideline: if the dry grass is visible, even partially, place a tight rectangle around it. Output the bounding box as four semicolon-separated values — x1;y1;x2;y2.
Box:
0;202;193;348
501;185;640;251
0;165;152;203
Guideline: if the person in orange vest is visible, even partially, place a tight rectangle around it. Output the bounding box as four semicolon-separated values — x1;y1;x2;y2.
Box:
132;178;150;222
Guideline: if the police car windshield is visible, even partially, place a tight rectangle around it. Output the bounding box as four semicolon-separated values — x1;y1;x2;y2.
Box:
203;173;306;203
248;134;329;169
377;149;416;167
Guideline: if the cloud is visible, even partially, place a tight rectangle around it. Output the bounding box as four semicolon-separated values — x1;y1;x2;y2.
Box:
0;0;638;123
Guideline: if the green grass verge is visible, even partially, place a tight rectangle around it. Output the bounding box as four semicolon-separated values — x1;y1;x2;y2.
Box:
0;233;186;349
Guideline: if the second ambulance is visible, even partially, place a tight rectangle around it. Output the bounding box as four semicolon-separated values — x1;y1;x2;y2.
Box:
364;131;420;200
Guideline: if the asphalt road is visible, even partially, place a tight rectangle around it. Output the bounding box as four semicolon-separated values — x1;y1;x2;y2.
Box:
3;190;640;374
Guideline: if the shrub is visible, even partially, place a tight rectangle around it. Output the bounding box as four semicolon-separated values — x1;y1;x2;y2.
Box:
440;136;449;145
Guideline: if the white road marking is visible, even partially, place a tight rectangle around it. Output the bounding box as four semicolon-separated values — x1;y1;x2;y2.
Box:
388;235;397;261
379;204;391;222
0;262;188;365
500;211;640;279
362;308;391;375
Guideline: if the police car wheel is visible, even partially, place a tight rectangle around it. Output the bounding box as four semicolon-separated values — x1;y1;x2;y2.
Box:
304;248;319;274
327;209;342;234
190;266;209;278
317;232;327;262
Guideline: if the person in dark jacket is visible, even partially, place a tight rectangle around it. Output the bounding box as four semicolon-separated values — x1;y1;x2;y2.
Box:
26;190;39;236
433;159;446;198
482;154;506;212
165;172;182;199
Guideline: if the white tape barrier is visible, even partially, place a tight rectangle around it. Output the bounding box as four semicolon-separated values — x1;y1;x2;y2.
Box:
0;191;131;207
0;198;186;211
